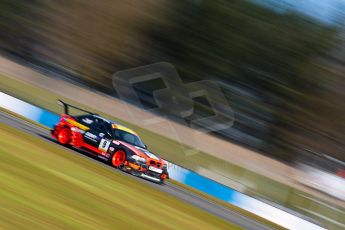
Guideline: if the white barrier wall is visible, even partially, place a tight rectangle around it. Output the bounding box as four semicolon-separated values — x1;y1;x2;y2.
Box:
296;164;345;201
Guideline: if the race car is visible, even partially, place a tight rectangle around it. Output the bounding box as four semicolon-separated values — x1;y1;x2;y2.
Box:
51;100;169;184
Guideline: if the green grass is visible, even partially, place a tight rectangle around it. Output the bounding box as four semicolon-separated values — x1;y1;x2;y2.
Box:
0;123;242;230
1;74;344;229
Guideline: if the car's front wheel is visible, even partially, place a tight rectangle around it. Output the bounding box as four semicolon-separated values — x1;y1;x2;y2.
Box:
110;150;126;168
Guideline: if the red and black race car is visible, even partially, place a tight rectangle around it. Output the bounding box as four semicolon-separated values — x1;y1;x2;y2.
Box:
51;100;169;184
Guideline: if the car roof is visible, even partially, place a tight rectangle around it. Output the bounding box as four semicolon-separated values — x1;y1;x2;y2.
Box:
92;115;138;136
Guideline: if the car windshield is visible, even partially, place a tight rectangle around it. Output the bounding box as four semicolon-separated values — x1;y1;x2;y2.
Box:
113;129;146;149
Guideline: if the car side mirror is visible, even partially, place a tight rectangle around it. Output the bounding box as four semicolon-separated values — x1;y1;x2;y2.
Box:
144;144;148;149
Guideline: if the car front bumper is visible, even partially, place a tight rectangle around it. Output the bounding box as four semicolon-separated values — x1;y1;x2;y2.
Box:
125;161;169;183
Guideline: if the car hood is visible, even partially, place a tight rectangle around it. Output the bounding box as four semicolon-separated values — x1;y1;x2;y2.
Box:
118;141;163;162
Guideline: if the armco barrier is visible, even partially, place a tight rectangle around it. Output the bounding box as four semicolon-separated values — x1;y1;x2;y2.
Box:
0;92;325;230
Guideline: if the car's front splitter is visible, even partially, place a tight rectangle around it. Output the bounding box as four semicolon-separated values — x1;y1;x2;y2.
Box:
123;163;165;183
139;173;161;182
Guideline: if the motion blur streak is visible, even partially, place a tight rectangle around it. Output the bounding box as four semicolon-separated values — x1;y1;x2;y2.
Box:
1;0;345;164
1;0;345;229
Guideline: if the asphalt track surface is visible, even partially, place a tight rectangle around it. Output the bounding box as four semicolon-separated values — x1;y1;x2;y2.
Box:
0;111;273;230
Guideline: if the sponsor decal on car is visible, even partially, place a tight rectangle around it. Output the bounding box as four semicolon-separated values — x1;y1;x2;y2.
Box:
99;139;111;152
84;132;98;142
112;140;120;145
100;151;110;158
135;146;160;160
71;127;85;134
82;118;94;124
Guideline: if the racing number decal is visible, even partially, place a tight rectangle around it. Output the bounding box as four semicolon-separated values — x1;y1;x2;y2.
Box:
99;139;111;152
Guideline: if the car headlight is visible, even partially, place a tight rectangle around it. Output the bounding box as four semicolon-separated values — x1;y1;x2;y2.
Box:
131;155;146;163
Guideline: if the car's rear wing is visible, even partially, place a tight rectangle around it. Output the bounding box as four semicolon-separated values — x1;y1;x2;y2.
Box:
57;99;98;116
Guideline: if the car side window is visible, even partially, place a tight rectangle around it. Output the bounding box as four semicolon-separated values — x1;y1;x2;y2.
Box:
102;123;113;139
94;119;112;138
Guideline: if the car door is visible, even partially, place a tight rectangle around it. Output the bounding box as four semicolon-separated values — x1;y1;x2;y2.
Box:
83;118;112;152
77;115;100;147
95;120;113;153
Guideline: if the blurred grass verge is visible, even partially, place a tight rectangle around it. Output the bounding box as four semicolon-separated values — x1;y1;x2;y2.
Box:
0;123;242;230
1;75;344;229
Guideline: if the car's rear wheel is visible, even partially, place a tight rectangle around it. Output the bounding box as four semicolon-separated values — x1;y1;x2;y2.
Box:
111;150;126;168
57;127;71;145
